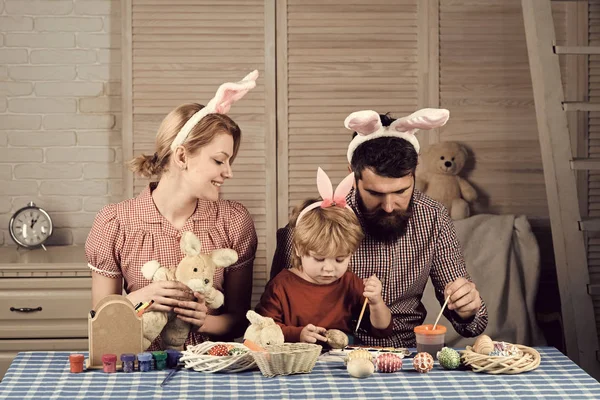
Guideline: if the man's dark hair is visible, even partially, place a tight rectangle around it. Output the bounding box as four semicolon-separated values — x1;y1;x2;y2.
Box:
350;113;418;179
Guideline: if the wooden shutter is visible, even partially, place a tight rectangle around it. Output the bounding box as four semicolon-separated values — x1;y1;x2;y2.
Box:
123;0;276;305
278;0;420;225
588;0;600;345
438;0;570;219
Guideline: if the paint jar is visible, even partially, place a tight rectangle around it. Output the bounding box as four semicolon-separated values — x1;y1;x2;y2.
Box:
414;324;447;359
102;354;117;373
137;352;153;372
152;351;168;371
69;353;85;373
120;353;136;373
165;349;182;369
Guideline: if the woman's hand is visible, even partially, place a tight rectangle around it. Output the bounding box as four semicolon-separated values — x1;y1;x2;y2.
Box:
174;292;208;332
300;324;328;343
126;281;195;313
363;275;384;306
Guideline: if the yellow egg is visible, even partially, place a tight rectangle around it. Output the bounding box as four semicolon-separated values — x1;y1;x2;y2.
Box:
473;334;494;355
347;358;375;378
345;349;373;364
325;329;349;349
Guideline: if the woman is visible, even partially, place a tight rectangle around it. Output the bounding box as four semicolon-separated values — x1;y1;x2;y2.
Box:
86;71;259;350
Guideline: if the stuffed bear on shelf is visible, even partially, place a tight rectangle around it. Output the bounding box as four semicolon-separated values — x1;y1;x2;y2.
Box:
416;141;477;220
140;231;238;350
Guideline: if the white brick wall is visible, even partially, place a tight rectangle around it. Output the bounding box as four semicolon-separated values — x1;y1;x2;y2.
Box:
0;0;122;246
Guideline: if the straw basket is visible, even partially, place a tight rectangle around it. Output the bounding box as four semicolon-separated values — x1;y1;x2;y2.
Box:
251;343;322;377
180;341;256;373
460;343;541;374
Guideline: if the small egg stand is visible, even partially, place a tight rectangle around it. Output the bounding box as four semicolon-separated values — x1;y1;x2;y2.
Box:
87;294;144;369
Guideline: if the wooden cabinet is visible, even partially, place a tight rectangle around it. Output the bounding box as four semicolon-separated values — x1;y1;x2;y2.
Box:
0;246;90;379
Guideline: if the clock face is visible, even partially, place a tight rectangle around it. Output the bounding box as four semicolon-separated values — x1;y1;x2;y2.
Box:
10;207;52;247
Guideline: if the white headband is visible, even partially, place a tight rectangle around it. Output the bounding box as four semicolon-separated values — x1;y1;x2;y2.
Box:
170;70;259;151
345;108;450;163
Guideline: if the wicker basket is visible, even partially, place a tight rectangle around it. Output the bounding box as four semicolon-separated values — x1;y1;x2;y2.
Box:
251;343;322;377
180;341;256;373
460;343;541;374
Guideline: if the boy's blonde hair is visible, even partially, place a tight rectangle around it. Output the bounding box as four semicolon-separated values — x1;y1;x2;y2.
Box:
290;198;364;269
128;103;241;178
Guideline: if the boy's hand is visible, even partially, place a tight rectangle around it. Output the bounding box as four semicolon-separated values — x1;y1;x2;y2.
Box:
363;275;383;306
300;324;328;344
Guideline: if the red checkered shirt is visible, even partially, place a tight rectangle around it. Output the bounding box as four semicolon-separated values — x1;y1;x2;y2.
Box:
86;182;257;350
270;189;488;347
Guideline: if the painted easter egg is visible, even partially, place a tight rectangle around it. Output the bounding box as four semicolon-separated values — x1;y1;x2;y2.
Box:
207;344;229;356
347;358;375;378
345;349;373;364
376;353;403;373
325;329;349;349
473;335;494;355
437;347;461;370
412;352;434;373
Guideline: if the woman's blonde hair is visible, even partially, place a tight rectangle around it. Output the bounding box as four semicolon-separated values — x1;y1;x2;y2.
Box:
290;198;364;269
129;103;241;178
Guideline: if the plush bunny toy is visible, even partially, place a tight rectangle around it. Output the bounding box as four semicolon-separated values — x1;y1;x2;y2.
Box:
141;232;238;350
243;310;284;347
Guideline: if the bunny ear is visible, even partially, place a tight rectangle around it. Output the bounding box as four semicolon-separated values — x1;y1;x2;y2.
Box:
316;167;334;200
344;110;382;136
333;172;354;202
208;70;259;114
390;108;449;133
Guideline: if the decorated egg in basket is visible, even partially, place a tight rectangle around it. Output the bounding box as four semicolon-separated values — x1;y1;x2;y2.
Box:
207;344;229;356
376;353;403;373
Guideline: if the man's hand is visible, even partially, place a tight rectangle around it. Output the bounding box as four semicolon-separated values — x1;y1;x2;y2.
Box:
445;277;481;320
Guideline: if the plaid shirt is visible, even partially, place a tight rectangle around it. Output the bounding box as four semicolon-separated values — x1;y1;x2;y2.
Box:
270;189;488;347
85;182;257;350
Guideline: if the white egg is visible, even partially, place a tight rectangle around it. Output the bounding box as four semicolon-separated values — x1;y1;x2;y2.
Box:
347;358;375;378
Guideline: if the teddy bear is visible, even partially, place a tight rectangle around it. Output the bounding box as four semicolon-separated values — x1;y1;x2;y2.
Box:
416;141;477;220
140;231;238;350
243;310;284;347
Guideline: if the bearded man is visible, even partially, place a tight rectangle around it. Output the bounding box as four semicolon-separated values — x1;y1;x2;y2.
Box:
269;110;487;347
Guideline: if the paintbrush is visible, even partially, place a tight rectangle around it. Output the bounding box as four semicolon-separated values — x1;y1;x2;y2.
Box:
160;364;182;387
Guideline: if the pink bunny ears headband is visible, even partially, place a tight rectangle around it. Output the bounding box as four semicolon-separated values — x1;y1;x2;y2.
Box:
344;108;450;163
170;70;259;151
296;167;355;225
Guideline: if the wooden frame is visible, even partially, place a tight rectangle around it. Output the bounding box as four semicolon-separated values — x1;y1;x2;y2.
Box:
264;0;278;277
521;0;600;378
417;0;440;148
121;0;133;200
275;0;289;230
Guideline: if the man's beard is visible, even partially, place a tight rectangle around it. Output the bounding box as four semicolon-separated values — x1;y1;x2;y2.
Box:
356;191;414;243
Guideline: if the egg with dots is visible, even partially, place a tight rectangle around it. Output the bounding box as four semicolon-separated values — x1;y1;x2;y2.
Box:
207;344;230;356
413;352;434;373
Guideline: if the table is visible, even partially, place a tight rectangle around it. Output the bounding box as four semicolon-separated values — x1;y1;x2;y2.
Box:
0;348;599;399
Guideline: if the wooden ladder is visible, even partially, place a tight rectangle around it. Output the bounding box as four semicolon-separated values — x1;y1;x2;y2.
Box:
522;0;600;378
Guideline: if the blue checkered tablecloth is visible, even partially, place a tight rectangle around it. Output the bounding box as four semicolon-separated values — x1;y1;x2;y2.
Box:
0;347;599;399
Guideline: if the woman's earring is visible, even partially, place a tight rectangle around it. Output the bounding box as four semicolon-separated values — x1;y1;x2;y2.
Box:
181;164;187;171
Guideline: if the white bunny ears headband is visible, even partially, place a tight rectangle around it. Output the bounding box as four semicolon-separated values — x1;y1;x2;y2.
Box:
296;167;355;225
344;108;450;163
170;70;259;151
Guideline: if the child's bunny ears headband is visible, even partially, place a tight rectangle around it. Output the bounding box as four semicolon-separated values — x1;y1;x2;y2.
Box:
296;168;355;225
170;70;259;151
344;108;450;163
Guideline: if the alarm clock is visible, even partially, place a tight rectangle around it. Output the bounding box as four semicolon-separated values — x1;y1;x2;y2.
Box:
8;201;53;250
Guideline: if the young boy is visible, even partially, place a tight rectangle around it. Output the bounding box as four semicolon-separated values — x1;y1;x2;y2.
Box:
256;169;393;343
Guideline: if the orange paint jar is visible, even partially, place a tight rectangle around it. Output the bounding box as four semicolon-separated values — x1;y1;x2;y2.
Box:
69;353;85;373
414;324;447;359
